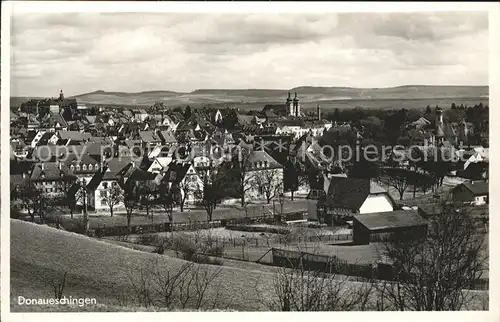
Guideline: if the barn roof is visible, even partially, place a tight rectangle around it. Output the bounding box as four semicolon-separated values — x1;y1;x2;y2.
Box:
354;210;427;231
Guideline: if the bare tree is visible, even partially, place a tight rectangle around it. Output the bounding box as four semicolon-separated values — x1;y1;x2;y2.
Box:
12;180;44;222
159;181;176;239
263;256;373;311
174;178;193;213
384;168;411;200
138;181;158;218
50;271;67;300
196;169;223;222
253;168;282;204
229;146;254;207
122;181;140;227
129;257;223;310
377;203;488;311
103;185;124;217
56;174;77;218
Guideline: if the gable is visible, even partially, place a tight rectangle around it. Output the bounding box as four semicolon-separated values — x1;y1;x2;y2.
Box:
359;194;394;214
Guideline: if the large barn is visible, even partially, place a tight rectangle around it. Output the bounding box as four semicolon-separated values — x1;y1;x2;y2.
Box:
352;210;428;245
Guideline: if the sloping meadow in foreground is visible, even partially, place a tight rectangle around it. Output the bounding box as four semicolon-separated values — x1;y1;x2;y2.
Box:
10;220;487;312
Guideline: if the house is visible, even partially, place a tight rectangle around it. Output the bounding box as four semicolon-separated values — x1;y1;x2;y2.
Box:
137;130;162;151
28;162;77;197
161;114;179;131
238;149;284;202
63;153;101;184
452;180;489;205
353;210;427;245
56;130;92;145
158;130;178;147
161;161;203;205
86;166;125;214
314;178;395;225
147;156;174;174
134;109;149;122
30;131;57;148
40;112;68;131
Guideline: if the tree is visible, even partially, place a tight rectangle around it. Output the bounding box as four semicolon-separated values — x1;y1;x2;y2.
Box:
55;174;77;218
384;168;411;200
451;102;457;109
159;181;176;238
102;185;124;217
253;168;282;204
197;169;223;222
283;159;308;201
13;180;46;222
174;179;193;213
184;105;192;119
129;257;222;309
226;146;253;207
138;181;158;218
122;181;140;227
333;108;340;121
425;105;432;114
377;203;487;310
263;253;374;311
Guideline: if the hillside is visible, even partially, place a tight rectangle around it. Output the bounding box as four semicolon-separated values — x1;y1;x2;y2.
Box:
10;219;278;312
10;85;488;109
10;220;488;311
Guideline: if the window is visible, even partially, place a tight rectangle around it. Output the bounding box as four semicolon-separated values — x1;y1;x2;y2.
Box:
76;164;80;171
82;164;87;171
95;164;99;170
100;190;107;198
100;199;107;206
111;182;117;187
88;164;93;171
102;182;108;189
70;165;75;171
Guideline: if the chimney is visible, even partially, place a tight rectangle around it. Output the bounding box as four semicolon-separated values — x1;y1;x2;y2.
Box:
317;104;321;121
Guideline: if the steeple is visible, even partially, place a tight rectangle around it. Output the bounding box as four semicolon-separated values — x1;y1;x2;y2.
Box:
292;92;300;117
59;89;64;101
286;92;293;116
435;107;445;145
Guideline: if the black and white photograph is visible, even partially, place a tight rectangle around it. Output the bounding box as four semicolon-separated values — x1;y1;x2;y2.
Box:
2;1;498;317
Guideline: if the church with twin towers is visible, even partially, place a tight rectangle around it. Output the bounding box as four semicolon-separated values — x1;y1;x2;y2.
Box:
286;92;301;117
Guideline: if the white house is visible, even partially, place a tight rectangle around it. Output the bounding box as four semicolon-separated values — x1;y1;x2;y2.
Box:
309;177;395;225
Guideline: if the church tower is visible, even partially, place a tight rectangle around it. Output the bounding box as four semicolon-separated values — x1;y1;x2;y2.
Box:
58;89;64;101
458;119;468;146
286;92;293;116
435;107;445;145
293;92;300;117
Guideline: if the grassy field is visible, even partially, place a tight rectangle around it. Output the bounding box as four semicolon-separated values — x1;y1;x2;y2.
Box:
10;219;279;311
10;220;488;312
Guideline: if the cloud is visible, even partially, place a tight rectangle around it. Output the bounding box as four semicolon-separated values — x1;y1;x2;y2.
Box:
10;12;488;97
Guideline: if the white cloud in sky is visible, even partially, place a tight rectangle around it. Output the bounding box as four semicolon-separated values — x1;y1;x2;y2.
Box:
10;12;488;97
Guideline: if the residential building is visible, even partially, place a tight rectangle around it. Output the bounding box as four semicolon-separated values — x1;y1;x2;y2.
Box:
452;180;489;205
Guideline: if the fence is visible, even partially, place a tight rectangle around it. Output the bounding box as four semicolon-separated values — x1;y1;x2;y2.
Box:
270;248;489;290
271;248;375;279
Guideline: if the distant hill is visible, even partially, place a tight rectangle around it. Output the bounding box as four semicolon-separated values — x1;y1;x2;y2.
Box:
10;85;488;109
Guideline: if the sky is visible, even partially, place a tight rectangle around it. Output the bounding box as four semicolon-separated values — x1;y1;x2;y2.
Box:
10;12;489;97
